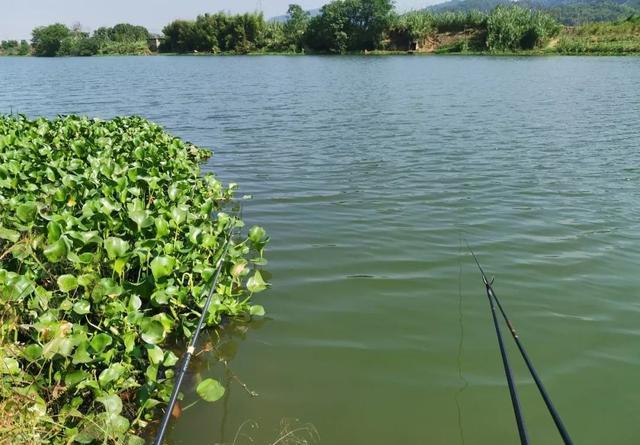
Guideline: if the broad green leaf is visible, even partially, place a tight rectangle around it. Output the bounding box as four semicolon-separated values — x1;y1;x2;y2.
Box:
57;274;78;293
249;305;266;317
90;333;113;353
65;370;89;387
150;290;169;305
0;225;20;243
73;300;91;315
23;344;43;361
249;225;266;243
16;201;37;223
1;275;35;301
126;435;146;445
145;363;158;383
247;270;268;293
155;217;170;237
113;257;128;274
98;363;125;386
150;255;175;280
43;239;67;263
188;226;202;244
196;378;225;402
231;260;248;278
106;414;130;434
251;257;269;266
0;357;20;375
104;237;129;260
140;319;165;344
77;273;96;288
42;336;74;359
168;183;180;201
128;294;142;311
123;332;136;353
146;345;164;365
74;231;102;245
72;341;92;364
92;278;123;300
129;209;154;231
163;351;179;367
97;394;123;416
171;205;187;225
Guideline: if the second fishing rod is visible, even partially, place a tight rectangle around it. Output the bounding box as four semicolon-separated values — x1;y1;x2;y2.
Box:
153;221;235;445
469;247;575;445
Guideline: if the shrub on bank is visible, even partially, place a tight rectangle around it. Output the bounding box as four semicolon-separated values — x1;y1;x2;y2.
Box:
557;14;640;54
0;115;268;443
487;5;561;51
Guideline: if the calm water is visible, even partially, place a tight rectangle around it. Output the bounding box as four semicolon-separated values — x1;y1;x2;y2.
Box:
1;55;640;445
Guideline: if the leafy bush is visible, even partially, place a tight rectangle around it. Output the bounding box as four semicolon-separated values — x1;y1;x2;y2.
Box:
57;35;100;57
0;115;268;443
486;5;560;50
96;41;150;55
0;40;31;56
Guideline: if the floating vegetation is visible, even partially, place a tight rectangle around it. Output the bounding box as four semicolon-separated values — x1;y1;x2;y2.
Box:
0;115;269;443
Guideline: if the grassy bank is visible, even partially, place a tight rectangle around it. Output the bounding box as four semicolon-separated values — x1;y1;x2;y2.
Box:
0;115;268;444
556;15;640;54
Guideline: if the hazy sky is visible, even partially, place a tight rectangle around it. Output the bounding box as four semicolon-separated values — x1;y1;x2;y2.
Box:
0;0;440;40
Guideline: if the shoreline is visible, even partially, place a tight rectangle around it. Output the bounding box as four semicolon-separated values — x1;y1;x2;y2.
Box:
2;50;640;58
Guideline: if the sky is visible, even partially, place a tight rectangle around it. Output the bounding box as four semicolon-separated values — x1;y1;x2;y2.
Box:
0;0;440;40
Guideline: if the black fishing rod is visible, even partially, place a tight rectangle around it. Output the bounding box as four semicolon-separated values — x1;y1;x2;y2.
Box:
153;226;234;445
470;248;530;445
469;247;574;445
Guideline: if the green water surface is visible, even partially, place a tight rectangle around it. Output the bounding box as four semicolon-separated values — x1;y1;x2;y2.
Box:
1;55;639;445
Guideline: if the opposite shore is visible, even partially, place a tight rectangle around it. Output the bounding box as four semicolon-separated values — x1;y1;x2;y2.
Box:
1;2;640;58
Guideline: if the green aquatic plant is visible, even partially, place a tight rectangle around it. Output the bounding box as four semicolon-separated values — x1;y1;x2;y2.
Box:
0;115;268;443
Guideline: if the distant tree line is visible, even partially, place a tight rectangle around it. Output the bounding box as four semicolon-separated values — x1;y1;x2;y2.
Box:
0;40;31;55
30;23;151;57
159;1;561;53
6;0;585;57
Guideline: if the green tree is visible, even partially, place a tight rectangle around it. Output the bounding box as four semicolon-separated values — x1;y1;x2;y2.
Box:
18;40;31;55
109;23;150;41
32;23;71;56
284;4;311;51
161;12;269;54
305;0;394;53
161;20;197;52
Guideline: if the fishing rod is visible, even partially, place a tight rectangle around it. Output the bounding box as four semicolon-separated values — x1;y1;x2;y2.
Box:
153;224;234;445
470;248;529;445
468;247;574;445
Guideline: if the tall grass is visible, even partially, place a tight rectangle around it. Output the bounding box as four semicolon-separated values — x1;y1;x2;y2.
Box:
486;5;561;51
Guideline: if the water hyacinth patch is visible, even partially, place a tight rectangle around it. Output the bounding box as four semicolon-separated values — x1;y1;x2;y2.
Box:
0;115;268;443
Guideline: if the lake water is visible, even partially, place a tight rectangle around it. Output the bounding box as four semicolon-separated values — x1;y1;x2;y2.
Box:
1;55;640;445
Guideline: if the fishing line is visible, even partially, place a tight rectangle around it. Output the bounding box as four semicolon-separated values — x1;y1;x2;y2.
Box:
454;235;468;445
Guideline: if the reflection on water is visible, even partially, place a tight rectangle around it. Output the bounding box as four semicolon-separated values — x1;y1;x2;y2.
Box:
163;319;319;445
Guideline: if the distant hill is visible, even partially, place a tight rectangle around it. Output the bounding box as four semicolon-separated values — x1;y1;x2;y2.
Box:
427;0;640;24
270;8;321;23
